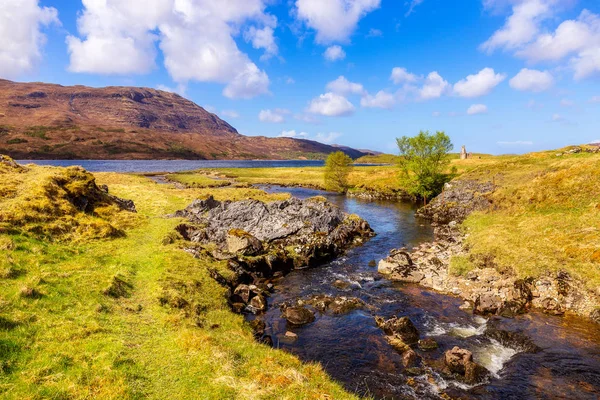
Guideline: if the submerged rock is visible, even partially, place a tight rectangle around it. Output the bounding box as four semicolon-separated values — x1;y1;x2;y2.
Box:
283;306;315;326
484;325;540;353
418;338;439;351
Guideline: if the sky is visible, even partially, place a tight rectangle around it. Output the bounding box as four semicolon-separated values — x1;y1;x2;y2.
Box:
1;0;599;154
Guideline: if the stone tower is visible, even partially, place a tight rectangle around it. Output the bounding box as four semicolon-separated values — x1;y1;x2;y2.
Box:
460;145;468;160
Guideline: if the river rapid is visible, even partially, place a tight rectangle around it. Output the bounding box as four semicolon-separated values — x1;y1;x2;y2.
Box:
252;185;600;399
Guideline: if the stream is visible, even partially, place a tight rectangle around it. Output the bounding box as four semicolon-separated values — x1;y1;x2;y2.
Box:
250;185;600;399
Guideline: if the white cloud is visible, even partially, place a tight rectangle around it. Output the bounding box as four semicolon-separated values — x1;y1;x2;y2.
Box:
480;0;553;53
221;110;240;119
432;111;441;117
360;91;395;109
315;132;342;144
259;108;290;123
405;0;425;17
590;96;600;103
526;99;543;110
156;83;186;96
323;45;346;61
244;22;279;61
307;92;355;116
279;130;309;138
467;104;488;115
419;71;450;100
497;140;534;145
326;76;365;95
295;0;381;44
366;28;383;38
453;68;506;98
0;0;59;79
560;98;574;107
390;67;418;84
509;68;554;92
589;139;600;144
67;0;272;99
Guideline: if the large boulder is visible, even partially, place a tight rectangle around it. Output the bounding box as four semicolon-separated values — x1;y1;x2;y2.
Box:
226;229;263;255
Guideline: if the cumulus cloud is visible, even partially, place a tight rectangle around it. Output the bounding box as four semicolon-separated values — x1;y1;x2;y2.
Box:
480;0;553;53
221;110;240;119
467;104;488;115
360;91;395;109
366;28;383;38
279;129;309;138
0;0;59;79
307;92;355;116
323;45;346;61
259;108;290;123
390;67;418;84
326;76;365;95
295;0;381;44
453;68;506;98
482;3;600;80
509;68;554;92
156;83;187;96
67;0;273;99
419;72;450;100
315;132;342;144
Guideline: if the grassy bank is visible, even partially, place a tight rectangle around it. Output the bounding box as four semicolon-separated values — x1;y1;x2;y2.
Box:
452;147;600;290
0;163;358;399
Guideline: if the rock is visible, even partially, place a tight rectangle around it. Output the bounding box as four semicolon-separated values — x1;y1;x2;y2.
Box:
591;308;600;324
249;319;266;336
402;349;419;368
226;229;263;256
474;293;503;315
368;259;377;267
328;297;364;315
332;279;351;290
540;297;564;316
416;180;495;224
305;294;333;313
249;294;267;313
444;346;489;384
284;331;298;339
418;338;439;351
385;335;410;353
405;367;424;376
375;316;419;344
233;284;251;303
283;306;315;326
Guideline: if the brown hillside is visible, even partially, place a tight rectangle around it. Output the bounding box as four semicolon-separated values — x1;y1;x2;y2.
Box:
0;80;365;160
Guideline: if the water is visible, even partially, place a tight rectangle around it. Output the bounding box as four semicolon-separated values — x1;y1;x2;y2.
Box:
16;159;381;173
253;185;600;399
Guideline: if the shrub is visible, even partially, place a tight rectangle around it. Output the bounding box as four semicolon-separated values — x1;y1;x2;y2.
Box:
324;151;353;193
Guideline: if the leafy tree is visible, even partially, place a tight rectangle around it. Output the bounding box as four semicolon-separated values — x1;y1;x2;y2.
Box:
396;130;454;204
324;151;353;193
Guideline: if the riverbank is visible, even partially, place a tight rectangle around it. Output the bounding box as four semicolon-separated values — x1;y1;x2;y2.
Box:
0;158;359;399
379;146;600;321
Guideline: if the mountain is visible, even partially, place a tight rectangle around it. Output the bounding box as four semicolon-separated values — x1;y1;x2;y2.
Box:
0;80;366;160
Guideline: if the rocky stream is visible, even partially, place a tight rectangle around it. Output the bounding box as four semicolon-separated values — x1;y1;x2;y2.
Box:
174;184;600;399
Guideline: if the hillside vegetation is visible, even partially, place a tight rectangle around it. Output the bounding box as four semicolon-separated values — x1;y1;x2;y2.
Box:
455;146;600;290
0;159;357;399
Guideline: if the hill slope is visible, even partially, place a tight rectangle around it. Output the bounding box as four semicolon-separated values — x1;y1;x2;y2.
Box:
0;80;365;160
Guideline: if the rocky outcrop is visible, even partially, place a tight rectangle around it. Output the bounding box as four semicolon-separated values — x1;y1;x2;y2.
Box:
172;195;374;315
416;180;494;224
379;222;600;321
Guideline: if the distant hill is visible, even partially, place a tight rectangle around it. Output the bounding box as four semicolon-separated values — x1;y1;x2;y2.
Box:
0;80;366;160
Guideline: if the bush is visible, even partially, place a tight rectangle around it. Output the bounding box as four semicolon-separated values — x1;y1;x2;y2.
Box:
324;151;353;193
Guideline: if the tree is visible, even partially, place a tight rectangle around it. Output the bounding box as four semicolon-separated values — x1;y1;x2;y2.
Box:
324;151;353;193
396;130;454;204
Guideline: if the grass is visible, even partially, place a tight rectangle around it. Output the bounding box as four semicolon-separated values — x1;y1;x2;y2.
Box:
456;148;600;290
0;164;357;399
167;173;231;188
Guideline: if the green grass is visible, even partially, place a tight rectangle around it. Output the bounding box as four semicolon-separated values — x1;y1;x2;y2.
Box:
168;173;231;188
456;148;600;289
0;168;357;399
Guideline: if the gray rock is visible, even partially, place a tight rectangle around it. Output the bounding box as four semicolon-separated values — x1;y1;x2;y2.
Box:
283;306;315;326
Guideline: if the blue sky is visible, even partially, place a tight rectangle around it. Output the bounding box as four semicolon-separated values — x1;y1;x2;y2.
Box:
1;0;600;154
